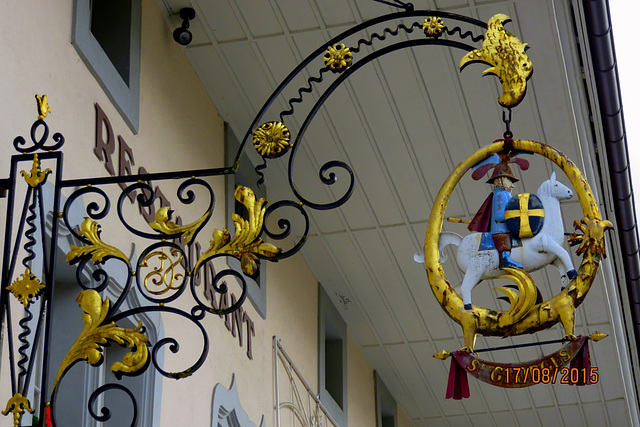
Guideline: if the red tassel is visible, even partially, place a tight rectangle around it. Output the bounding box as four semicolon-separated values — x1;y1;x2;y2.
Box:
446;355;470;399
569;339;592;386
45;406;53;427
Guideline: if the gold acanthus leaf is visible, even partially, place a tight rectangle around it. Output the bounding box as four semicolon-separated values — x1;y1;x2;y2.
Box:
52;289;149;393
459;14;533;107
568;217;614;258
149;207;210;245
65;217;130;267
195;186;281;277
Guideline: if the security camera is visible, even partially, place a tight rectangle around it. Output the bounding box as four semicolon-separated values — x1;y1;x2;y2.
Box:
173;8;196;46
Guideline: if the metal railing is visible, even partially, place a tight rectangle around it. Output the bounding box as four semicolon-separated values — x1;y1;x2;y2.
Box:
273;336;338;427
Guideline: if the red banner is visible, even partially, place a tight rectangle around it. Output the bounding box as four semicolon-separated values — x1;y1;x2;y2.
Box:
446;336;595;398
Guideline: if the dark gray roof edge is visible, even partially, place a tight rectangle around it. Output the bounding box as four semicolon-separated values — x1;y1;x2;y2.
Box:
583;0;640;349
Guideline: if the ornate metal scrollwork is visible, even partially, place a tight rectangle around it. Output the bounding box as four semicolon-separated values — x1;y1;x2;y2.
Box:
65;217;131;267
52;290;149;393
0;7;547;424
195;186;281;277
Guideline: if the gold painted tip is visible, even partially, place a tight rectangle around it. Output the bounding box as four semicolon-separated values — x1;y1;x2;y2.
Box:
589;331;608;342
433;350;451;360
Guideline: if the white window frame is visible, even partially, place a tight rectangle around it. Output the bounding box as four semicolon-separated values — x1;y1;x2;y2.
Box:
72;0;141;133
318;286;347;426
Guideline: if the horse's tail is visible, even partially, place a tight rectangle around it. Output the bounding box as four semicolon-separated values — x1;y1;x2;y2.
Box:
438;231;463;263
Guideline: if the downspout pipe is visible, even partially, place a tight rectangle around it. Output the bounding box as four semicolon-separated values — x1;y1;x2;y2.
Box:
582;0;640;352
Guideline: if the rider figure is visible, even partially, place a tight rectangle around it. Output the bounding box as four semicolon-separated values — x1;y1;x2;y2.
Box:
487;169;523;270
468;151;528;271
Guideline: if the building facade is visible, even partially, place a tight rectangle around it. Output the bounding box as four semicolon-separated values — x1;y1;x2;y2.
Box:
1;0;639;426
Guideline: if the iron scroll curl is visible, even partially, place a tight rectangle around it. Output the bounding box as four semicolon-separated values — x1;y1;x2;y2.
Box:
239;10;488;219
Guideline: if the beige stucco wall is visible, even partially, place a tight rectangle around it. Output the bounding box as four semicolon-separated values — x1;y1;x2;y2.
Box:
398;409;413;427
0;0;386;426
348;331;376;426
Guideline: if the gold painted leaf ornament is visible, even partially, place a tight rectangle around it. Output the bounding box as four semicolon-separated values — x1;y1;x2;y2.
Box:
196;186;281;278
459;14;533;107
568;217;613;258
66;217;130;266
149;206;210;244
52;289;149;393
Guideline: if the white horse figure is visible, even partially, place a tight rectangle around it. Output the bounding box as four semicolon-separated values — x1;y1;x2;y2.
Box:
438;172;577;308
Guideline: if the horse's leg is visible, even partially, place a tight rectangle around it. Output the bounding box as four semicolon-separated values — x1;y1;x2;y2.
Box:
460;266;483;309
551;257;570;288
542;236;577;284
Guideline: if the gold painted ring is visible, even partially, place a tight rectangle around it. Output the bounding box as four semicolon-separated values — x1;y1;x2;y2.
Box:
424;139;606;337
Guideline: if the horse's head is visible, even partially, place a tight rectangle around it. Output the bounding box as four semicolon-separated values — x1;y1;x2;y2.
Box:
537;172;573;201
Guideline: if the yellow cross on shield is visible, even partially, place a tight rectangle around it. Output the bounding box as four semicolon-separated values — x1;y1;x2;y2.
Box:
505;193;545;238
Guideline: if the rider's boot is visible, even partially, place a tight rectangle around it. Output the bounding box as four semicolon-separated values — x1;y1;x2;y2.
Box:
499;250;523;269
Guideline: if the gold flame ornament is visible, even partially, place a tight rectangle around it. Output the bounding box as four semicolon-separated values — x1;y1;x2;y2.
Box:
459;14;533;107
36;94;51;120
52;289;149;392
424;139;612;352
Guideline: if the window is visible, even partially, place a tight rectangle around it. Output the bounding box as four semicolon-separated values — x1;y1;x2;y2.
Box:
376;373;397;427
226;125;268;318
318;287;347;425
72;0;141;133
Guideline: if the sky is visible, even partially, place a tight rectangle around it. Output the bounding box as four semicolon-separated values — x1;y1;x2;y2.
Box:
608;2;639;215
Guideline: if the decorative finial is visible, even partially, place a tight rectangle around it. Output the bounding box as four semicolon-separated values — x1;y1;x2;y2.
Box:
20;154;52;188
35;94;51;120
459;14;533;107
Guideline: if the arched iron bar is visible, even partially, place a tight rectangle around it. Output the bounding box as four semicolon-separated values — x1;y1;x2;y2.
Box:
234;10;487;166
286;38;479;210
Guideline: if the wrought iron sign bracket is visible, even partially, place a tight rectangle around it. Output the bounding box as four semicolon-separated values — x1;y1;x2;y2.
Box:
0;5;611;424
